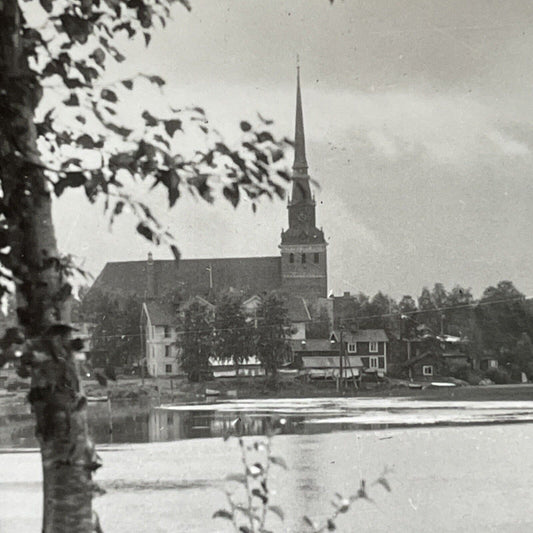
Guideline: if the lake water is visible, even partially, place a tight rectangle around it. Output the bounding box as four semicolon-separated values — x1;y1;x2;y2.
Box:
2;397;533;532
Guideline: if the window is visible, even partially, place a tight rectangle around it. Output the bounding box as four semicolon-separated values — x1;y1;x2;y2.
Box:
489;360;498;369
378;357;385;369
347;343;357;354
314;253;319;264
369;341;378;353
301;253;306;264
422;365;433;376
164;326;171;338
165;345;172;358
165;364;172;374
369;356;379;369
289;253;294;264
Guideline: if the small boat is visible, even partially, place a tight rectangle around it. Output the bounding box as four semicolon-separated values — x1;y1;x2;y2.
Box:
430;382;456;388
205;388;221;397
408;383;423;389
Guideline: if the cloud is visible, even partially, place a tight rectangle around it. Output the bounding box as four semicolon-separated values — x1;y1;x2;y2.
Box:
302;89;531;165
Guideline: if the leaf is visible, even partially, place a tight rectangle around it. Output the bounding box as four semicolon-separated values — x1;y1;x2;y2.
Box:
147;75;165;87
142;110;158;127
136;223;156;243
64;93;79;106
327;518;337;531
256;131;274;143
113;201;124;216
90;48;106;66
239;527;252;533
170;244;181;264
75;115;86;124
122;79;134;90
76;134;96;149
212;509;233;521
252;488;268;504
39;0;53;13
269;456;288;470
268;505;284;521
164;119;182;137
303;516;316;529
375;476;392;492
144;32;151;46
54;172;86;197
223;186;240;208
240;121;252;132
101;89;118;103
257;112;274;125
60;13;90;44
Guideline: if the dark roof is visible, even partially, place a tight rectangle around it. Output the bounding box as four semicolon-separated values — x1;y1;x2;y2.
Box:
286;296;312;322
143;301;175;325
332;329;389;343
90;256;282;300
290;339;336;352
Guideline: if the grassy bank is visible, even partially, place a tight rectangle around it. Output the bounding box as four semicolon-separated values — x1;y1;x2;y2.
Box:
81;376;533;404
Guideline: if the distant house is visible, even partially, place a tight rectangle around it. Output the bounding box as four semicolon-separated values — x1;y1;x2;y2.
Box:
331;329;389;375
141;300;181;377
398;334;471;379
291;329;390;379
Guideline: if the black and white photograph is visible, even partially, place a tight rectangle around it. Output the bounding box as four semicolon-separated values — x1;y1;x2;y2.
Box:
1;1;533;531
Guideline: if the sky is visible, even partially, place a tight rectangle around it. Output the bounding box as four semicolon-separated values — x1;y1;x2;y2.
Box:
51;0;533;300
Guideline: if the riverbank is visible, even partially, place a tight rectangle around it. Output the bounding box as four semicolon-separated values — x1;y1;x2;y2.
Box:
3;376;533;409
86;376;533;403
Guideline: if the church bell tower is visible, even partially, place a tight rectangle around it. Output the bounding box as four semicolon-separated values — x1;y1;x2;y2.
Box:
280;67;328;300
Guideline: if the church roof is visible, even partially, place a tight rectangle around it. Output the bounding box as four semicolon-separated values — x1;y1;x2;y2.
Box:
143;301;175;325
286;295;312;322
91;256;283;300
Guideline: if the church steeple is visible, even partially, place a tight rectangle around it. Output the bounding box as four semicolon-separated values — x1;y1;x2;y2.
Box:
293;65;308;176
290;65;313;205
280;66;328;301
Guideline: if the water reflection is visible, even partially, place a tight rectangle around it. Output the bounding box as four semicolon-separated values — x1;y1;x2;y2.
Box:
3;396;532;449
0;400;382;448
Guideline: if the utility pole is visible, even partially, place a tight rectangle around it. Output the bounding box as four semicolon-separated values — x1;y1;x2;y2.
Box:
339;327;344;390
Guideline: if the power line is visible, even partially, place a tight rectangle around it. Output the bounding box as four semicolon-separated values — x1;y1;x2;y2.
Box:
83;294;532;342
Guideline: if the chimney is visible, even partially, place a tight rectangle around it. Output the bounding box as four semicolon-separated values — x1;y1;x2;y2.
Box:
146;252;156;299
343;291;351;298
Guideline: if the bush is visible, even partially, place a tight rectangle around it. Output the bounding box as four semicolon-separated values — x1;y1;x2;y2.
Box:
449;364;483;385
484;367;511;385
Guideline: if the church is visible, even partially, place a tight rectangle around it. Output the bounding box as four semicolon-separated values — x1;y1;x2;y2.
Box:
90;69;335;376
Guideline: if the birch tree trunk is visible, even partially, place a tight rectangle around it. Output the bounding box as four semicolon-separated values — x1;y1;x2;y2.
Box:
0;1;100;531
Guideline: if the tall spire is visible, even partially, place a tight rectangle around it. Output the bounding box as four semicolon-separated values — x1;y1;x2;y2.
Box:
293;62;308;176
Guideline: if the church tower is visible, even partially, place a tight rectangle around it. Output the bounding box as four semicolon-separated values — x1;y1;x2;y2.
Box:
280;67;328;300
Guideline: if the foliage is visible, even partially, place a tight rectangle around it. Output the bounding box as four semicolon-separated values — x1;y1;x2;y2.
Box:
484;367;511;385
81;289;142;368
214;293;255;369
215;418;392;533
177;300;214;381
254;294;291;379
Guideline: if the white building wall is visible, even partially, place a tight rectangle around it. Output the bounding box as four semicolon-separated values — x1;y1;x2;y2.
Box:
146;324;180;377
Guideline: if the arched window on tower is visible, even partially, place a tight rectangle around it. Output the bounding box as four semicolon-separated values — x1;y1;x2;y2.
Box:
314;253;319;264
301;253;306;264
289;253;294;264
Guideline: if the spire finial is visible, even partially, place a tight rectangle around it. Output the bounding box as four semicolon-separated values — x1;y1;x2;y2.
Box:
293;59;308;175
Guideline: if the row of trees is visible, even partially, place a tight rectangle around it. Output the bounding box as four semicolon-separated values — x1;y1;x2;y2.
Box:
79;280;533;380
179;293;291;381
334;280;533;378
